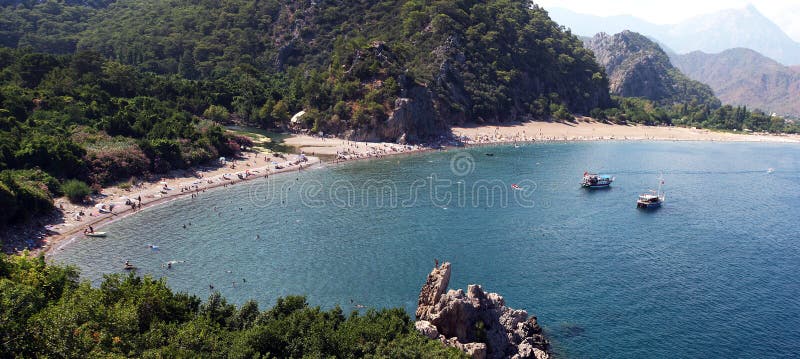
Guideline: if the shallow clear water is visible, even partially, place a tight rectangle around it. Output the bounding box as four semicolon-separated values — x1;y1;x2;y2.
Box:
53;142;800;358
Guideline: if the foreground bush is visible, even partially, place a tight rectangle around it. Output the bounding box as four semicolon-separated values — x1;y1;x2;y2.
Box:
61;179;91;203
0;255;465;358
0;170;56;226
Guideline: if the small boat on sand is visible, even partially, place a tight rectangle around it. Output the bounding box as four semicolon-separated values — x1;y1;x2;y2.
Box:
85;232;107;237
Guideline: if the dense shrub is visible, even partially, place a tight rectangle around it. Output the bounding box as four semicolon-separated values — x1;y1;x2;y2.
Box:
0;180;17;225
202;104;230;122
0;255;466;358
84;140;150;185
0;170;56;225
61;179;91;203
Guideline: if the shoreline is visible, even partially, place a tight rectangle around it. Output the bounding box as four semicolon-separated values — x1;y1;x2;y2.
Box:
4;151;325;258
6;120;800;257
28;137;436;258
451;118;800;144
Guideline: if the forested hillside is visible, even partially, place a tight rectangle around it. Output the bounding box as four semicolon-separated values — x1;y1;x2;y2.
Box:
4;0;612;141
0;0;115;53
0;48;248;226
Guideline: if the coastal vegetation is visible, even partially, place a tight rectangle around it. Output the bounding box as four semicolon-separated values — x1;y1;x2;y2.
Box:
0;47;244;227
0;254;465;358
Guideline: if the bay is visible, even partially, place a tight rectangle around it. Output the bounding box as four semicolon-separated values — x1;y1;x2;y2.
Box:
53;141;800;358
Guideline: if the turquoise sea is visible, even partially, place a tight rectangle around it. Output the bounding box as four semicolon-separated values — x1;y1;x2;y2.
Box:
53;141;800;358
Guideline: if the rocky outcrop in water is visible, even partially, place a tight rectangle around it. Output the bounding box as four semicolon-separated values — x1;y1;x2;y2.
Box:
415;263;550;359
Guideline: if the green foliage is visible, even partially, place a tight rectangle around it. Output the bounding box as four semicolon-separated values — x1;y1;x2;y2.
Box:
0;47;246;227
0;180;17;225
202;105;230;123
3;0;611;133
605;96;799;133
0;256;465;358
0;170;56;225
61;179;91;203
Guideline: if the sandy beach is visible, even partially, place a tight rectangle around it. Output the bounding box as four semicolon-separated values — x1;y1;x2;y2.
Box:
5;120;799;257
2;150;320;256
284;135;425;159
453;117;800;144
451;118;800;143
5;135;432;257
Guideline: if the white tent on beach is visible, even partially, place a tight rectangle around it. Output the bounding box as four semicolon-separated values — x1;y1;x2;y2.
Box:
290;110;306;124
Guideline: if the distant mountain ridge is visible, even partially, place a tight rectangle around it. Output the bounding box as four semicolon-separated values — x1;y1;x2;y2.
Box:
548;5;800;66
671;48;800;118
584;31;719;107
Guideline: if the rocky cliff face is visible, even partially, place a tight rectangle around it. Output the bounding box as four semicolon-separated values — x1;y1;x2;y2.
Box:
415;263;549;359
585;31;719;107
381;80;440;143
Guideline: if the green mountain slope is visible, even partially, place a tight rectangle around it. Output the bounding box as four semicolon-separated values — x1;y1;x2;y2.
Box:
71;0;611;140
0;0;115;53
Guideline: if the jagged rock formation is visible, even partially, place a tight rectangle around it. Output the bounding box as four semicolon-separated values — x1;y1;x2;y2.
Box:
415;263;549;359
585;31;719;107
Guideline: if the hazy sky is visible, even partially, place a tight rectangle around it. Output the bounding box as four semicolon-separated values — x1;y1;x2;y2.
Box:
535;1;800;42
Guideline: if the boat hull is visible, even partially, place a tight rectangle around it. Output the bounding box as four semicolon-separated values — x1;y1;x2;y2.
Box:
582;183;612;189
637;201;662;209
